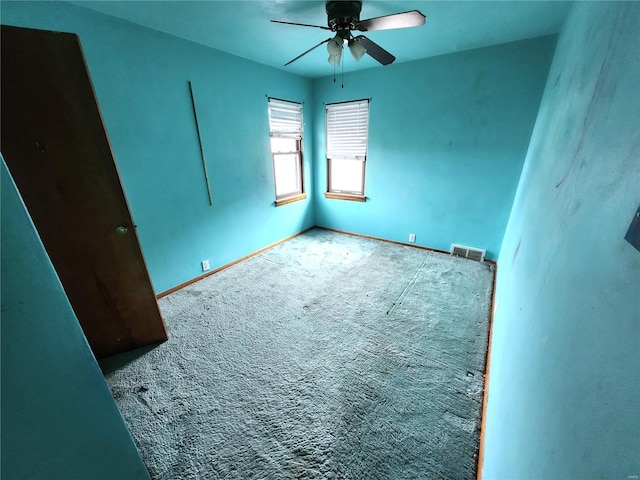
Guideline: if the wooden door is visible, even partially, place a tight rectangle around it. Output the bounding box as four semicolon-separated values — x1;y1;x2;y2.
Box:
1;25;168;358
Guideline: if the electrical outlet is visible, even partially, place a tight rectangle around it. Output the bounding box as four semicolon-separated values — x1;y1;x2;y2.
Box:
201;259;210;272
409;233;416;243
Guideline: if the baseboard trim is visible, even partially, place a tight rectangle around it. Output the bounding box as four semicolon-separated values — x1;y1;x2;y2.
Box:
477;261;497;480
316;226;497;265
317;226;452;255
156;227;314;298
158;225;496;297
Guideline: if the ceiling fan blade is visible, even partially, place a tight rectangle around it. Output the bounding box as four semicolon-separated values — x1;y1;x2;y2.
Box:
284;37;332;66
353;35;395;65
271;20;330;30
355;10;426;32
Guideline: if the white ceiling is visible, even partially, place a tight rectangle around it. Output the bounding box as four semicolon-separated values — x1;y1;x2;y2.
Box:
70;0;572;78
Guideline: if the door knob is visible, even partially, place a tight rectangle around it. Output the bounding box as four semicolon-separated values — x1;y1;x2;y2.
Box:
116;225;128;234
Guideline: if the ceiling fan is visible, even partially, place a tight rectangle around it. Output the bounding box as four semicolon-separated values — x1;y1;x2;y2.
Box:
272;1;426;67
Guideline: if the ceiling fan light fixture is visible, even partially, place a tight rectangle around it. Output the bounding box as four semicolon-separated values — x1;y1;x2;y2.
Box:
348;39;366;61
328;53;342;66
327;35;342;55
327;34;343;65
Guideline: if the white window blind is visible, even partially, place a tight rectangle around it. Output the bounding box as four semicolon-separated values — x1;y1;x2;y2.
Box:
268;98;303;140
326;99;369;160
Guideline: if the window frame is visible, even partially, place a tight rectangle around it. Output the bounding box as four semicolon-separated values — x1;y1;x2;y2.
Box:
267;97;307;206
325;99;370;202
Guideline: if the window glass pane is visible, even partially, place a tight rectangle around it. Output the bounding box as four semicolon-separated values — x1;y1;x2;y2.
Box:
330;158;364;194
274;153;301;197
270;137;297;153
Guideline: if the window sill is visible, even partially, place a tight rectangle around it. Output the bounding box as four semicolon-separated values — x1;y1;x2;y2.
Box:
324;192;366;202
275;193;307;206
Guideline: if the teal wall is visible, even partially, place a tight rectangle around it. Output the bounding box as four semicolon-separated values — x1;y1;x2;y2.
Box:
482;2;640;479
1;160;150;479
2;1;315;294
312;37;556;259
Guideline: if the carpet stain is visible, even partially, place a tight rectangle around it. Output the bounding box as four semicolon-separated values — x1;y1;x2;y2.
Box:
101;229;493;480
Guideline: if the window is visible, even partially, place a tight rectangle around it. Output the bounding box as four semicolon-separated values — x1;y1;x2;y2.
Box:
325;99;370;201
268;98;306;206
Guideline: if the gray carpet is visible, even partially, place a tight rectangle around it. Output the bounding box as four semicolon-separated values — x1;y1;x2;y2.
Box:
100;228;494;479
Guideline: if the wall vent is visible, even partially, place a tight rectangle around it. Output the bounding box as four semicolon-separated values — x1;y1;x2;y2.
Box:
450;244;486;262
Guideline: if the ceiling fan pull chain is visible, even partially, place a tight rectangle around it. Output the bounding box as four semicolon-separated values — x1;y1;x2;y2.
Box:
341;49;345;88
